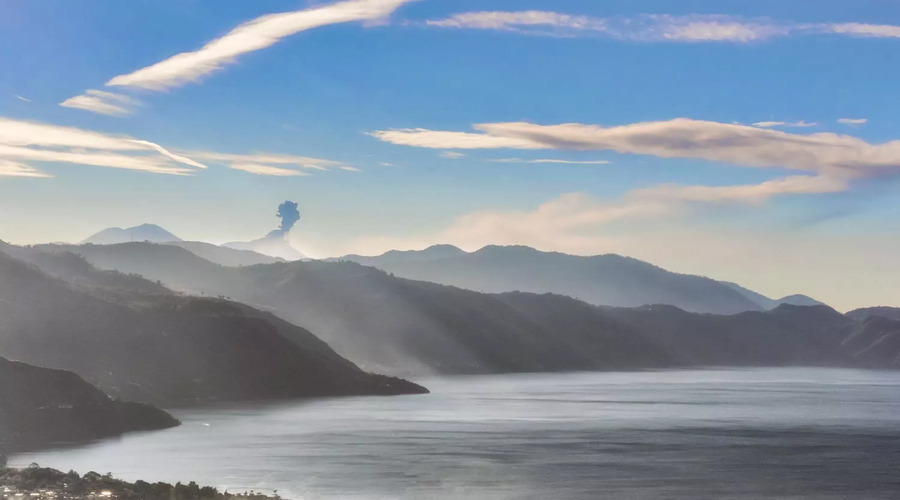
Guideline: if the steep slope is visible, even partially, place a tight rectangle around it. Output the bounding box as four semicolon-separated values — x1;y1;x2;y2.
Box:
0;357;178;454
166;241;284;266
0;246;426;406
600;304;854;368
81;224;181;245
338;245;763;314
0;241;168;295
43;241;881;377
839;315;900;369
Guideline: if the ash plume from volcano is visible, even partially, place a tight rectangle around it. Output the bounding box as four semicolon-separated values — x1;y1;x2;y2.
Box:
225;200;306;260
273;201;301;236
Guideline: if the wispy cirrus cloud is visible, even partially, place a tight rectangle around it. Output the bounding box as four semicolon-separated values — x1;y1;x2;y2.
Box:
183;150;350;176
230;163;311;176
491;158;611;165
0;117;208;177
828;23;900;38
0;118;351;179
372;118;900;178
440;151;466;159
13;95;30;103
60;90;140;116
0;159;52;178
838;118;868;126
104;0;415;92
752;120;817;128
366;116;898;254
426;11;900;43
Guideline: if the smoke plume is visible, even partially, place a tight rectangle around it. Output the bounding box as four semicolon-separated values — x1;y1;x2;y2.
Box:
277;201;301;233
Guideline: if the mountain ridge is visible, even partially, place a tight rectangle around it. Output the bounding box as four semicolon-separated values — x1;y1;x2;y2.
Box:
337;244;770;314
82;224;182;245
40;241;898;376
0;242;428;406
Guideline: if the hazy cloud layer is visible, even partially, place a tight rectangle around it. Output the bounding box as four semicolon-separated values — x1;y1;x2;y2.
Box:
0;117;208;177
352;173;848;257
60;90;140;116
373;118;900;178
104;0;414;91
367;116;892;253
427;11;900;43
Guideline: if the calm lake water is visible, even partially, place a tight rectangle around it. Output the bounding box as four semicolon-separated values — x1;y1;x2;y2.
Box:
11;368;900;499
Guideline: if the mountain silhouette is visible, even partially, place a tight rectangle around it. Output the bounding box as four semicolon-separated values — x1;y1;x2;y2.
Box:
43;241;896;376
0;241;427;406
0;356;178;454
82;224;182;245
336;245;765;314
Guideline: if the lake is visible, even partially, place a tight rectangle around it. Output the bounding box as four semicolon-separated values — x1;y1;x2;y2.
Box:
10;368;900;499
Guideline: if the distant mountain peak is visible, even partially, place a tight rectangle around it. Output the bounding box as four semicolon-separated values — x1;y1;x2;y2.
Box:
81;224;182;245
776;294;826;307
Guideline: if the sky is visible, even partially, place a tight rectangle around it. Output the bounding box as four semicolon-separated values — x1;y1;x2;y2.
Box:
1;0;899;310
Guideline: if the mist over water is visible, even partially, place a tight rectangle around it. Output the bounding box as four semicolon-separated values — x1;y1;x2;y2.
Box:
11;368;900;499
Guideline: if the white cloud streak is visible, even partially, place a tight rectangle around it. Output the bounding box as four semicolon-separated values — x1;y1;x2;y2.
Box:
828;23;900;38
185;151;340;170
13;95;31;103
491;158;611;165
426;11;900;43
0;159;51;178
59;90;139;116
104;0;415;91
752;120;817;128
230;163;310;176
370;128;548;149
372;118;900;178
0;117;208;176
0;144;194;175
440;151;467;159
183;150;352;176
838;118;869;125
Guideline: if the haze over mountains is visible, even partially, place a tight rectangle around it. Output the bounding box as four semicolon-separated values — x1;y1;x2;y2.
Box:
3;215;898;454
80;201;307;263
337;245;823;315
223;201;307;260
81;224;300;265
33;240;900;375
0;241;427;408
82;224;182;245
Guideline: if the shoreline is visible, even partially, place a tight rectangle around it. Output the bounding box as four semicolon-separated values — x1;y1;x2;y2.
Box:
1;465;280;500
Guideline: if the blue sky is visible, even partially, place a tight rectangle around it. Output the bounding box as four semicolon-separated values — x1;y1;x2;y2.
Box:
1;0;899;309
